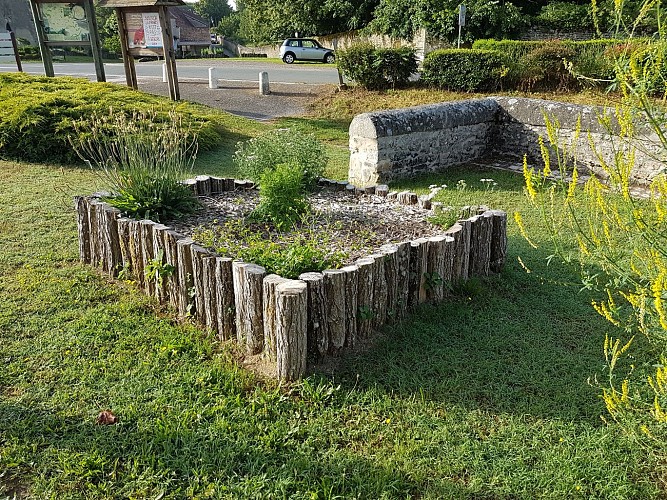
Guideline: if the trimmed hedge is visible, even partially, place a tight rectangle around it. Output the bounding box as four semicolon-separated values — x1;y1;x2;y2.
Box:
337;44;417;90
421;49;505;92
0;73;228;164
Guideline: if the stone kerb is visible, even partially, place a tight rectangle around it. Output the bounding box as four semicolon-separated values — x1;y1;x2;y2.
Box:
349;96;665;188
348;99;500;186
74;177;508;382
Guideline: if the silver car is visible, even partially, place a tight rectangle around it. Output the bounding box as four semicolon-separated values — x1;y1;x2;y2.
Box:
280;38;335;64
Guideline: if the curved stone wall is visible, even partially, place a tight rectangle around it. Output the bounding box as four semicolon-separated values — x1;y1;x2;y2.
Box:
349;96;666;188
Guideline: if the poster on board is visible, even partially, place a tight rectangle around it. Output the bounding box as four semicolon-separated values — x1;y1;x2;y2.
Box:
126;12;163;49
39;3;90;42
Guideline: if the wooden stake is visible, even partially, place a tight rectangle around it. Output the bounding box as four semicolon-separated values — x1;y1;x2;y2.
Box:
275;280;308;381
299;272;328;358
341;265;359;347
176;238;194;317
74;196;91;264
490;210;508;273
215;257;236;341
323;269;346;354
355;257;375;338
263;274;289;361
233;262;266;354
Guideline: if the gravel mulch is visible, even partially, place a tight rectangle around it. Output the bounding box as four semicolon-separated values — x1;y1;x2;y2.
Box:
166;187;448;266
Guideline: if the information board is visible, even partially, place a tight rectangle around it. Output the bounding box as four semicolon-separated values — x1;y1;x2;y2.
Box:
39;3;91;42
126;12;163;49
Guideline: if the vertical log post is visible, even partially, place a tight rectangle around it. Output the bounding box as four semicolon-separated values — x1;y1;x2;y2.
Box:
99;203;122;276
298;272;328;358
323;269;346;354
233;262;266;355
368;254;387;328
87;200;102;269
127;219;144;286
74;196;91;264
202;256;219;334
151;224;170;303
456;218;472;281
116;217;132;273
341;265;359;348
275;280;308;381
395;241;411;320
176;238;195;317
426;236;447;303
380;244;399;324
409;238;429;306
490;210;508;273
355;258;375;338
469;212;493;277
139;220;156;296
445;223;463;282
215;257;236;341
263;274;289;361
163;230;182;308
190;244;210;325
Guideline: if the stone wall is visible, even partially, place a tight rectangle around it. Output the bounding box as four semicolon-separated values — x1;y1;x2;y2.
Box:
348;97;666;188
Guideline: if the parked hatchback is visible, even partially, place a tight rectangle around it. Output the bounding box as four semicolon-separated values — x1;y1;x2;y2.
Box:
280;38;335;64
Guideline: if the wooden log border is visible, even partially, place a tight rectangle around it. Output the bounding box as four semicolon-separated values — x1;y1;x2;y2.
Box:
73;180;508;381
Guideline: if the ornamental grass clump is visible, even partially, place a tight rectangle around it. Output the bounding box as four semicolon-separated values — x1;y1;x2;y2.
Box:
71;110;200;221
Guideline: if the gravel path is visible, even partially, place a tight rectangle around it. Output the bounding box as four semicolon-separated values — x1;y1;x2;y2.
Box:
137;78;329;121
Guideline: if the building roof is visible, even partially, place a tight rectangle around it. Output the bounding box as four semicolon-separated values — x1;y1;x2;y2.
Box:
98;0;185;7
171;6;209;29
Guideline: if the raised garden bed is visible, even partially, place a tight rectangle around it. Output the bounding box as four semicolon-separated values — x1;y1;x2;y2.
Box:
75;175;507;381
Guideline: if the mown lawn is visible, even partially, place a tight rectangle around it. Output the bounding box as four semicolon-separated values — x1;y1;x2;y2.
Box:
0;87;664;498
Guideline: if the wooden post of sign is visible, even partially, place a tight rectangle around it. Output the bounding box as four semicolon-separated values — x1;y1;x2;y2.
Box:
28;0;54;77
158;5;179;101
82;0;106;82
115;8;137;89
5;22;23;72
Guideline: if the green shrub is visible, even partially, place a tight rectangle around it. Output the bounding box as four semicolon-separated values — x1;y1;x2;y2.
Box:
421;49;505;92
251;162;310;230
337;44;417;90
0;73;226;164
518;41;578;91
71;111;200;221
233;129;326;190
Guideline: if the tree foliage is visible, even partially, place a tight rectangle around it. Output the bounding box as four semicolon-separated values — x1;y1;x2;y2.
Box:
192;0;233;26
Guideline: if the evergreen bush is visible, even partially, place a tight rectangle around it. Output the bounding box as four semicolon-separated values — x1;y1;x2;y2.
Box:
337;44;417;90
421;49;505;92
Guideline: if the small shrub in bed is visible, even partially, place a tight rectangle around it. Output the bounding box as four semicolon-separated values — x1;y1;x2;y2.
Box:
250;162;311;230
0;73;225;164
233;129;327;191
71;111;200;221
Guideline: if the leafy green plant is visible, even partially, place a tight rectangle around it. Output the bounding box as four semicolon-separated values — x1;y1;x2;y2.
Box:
251;162;311;230
423;271;443;291
421;49;505;92
194;218;347;279
518;42;578;91
337;44;417;90
535;2;594;31
233;129;326;190
144;250;175;285
70;110;200;221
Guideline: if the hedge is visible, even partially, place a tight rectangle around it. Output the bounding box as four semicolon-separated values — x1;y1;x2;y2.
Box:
421;49;505;92
337;44;417;90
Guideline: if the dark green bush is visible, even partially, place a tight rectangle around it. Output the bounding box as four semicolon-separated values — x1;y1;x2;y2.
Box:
337;44;417;90
421;49;505;92
0;73;226;164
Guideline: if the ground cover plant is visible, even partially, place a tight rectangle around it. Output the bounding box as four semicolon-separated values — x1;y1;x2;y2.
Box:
1;157;664;497
0;73;231;164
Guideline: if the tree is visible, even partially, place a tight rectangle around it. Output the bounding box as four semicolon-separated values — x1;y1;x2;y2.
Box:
192;0;233;27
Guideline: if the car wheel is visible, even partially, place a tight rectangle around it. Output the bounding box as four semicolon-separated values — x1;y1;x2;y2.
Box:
324;53;335;64
283;53;295;64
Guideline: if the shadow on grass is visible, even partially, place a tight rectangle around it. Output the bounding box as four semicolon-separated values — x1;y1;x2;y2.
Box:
328;234;612;424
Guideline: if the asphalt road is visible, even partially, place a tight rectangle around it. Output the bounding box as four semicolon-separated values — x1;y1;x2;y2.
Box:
0;60;341;85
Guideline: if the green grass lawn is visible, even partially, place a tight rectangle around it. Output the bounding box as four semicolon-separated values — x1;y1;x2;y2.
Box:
1;87;664;497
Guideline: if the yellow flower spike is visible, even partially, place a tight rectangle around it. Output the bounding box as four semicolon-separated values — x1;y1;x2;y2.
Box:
567;168;578;200
514;212;538;249
523;156;537;201
651;270;667;330
539;135;551;177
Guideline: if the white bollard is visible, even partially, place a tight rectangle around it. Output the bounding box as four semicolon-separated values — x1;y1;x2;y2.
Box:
259;71;269;95
208;67;219;89
162;63;167;83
